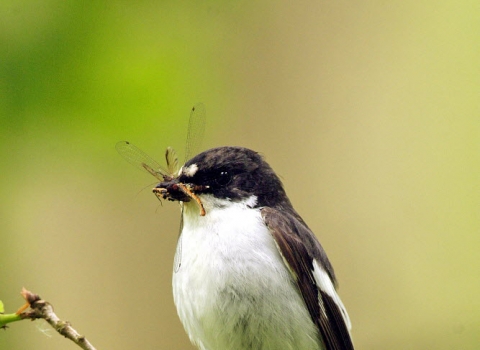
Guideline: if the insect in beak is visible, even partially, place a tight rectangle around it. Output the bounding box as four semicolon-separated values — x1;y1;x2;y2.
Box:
153;183;207;217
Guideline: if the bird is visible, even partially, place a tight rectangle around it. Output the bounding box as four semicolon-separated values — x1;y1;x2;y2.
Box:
153;146;355;350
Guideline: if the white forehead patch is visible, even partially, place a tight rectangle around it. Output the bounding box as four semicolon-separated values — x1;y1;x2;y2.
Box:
182;163;199;177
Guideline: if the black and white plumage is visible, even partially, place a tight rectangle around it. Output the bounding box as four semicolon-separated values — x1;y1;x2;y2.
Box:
155;146;354;350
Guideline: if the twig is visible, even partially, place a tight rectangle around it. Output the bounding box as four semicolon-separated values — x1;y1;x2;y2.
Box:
18;288;97;350
0;299;22;329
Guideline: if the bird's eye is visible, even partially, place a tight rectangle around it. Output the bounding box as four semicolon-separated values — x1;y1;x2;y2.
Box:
215;170;232;186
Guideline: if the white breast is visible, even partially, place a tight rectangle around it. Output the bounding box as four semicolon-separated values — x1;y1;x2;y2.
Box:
172;195;323;350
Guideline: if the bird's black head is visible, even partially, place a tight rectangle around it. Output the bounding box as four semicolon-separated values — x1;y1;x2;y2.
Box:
154;146;293;215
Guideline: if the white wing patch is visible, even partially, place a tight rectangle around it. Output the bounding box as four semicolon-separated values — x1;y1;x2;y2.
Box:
312;260;352;331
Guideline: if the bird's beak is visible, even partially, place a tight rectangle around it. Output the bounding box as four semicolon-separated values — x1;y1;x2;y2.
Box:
153;179;206;216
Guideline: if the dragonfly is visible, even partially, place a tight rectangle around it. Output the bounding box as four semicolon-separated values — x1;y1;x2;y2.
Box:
116;103;207;215
116;103;207;271
115;103;206;184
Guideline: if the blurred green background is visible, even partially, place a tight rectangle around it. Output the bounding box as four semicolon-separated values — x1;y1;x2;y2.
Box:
1;1;479;349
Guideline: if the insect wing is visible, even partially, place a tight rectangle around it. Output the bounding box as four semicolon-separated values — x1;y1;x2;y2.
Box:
116;141;169;181
165;146;179;176
174;204;184;273
184;103;206;163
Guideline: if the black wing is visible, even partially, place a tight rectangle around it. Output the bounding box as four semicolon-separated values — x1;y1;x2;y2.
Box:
261;207;354;350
